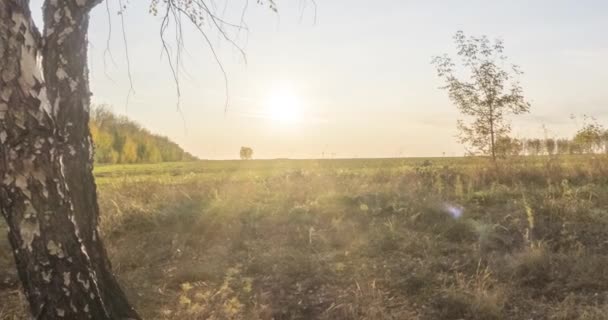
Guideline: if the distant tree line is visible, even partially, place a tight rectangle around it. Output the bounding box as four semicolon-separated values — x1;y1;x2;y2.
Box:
90;106;197;164
495;122;608;157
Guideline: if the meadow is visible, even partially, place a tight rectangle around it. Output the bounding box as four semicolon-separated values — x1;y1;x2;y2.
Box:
2;156;608;319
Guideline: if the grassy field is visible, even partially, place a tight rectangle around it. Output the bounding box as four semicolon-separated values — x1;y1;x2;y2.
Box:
2;156;608;319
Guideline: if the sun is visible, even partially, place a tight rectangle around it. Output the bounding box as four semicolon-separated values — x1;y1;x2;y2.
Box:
265;88;303;124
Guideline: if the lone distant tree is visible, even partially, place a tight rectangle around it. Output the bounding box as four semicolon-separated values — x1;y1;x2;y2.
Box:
240;147;254;160
433;31;531;161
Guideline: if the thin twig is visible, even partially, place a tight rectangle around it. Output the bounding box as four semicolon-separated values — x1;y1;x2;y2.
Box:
117;0;135;111
102;0;117;83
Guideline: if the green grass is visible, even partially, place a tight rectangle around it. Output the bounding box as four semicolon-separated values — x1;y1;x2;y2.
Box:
2;156;608;319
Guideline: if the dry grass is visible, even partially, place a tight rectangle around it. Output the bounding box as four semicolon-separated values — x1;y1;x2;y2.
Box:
1;156;608;319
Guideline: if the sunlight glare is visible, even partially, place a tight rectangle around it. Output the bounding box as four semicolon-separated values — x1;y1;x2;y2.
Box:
265;87;303;124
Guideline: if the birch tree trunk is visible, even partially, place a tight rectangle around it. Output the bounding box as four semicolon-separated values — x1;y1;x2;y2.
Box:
0;0;139;318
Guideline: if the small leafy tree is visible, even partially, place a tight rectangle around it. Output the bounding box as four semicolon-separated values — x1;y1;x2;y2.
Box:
569;140;583;155
573;120;604;154
556;139;570;155
121;138;139;163
240;147;254;160
433;31;531;161
602;130;608;154
545;138;556;156
495;136;523;158
526;138;543;156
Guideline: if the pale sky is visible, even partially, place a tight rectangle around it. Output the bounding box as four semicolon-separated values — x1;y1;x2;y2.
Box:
31;0;608;159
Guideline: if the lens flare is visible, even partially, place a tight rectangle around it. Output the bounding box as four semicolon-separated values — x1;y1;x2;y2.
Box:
444;204;463;219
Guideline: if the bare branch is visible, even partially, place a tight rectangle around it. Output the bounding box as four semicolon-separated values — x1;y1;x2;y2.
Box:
117;0;135;110
160;4;182;110
148;0;315;116
103;0;117;83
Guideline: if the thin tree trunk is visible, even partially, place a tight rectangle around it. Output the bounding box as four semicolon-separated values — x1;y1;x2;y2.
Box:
0;0;139;318
489;107;496;162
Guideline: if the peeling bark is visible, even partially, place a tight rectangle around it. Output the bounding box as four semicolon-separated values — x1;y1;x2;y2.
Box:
42;0;139;318
0;0;139;319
